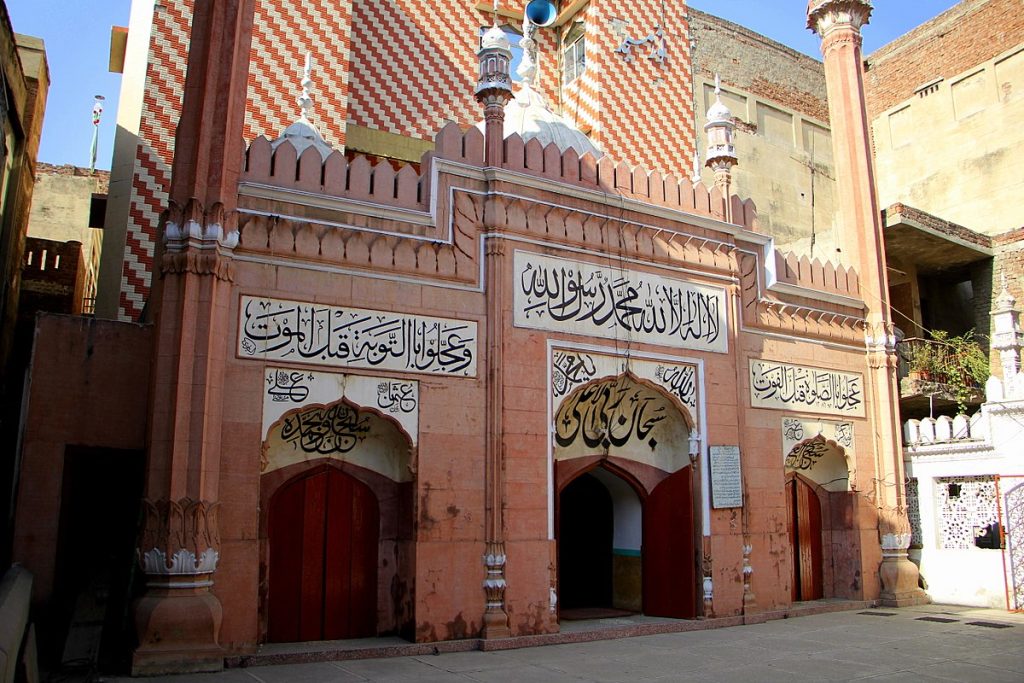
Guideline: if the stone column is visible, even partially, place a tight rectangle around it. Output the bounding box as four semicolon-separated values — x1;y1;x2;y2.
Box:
132;0;256;674
807;0;927;606
474;22;514;639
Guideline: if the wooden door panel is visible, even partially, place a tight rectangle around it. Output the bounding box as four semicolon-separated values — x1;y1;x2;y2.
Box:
269;467;379;642
643;467;696;618
268;475;305;642
789;477;824;601
323;472;353;639
299;474;328;641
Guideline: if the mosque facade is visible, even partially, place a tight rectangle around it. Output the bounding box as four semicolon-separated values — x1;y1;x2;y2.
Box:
12;0;930;675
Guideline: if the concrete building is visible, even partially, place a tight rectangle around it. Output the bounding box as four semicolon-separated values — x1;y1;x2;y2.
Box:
23;163;108;315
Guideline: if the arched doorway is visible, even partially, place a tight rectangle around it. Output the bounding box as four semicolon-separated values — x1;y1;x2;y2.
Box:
267;465;379;642
786;474;823;602
558;472;614;610
554;375;698;620
260;395;416;642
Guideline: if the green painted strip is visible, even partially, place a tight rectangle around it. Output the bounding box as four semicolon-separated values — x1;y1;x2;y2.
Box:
613;548;641;557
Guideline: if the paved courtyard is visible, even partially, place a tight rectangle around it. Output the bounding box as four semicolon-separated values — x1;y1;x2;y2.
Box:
105;605;1024;682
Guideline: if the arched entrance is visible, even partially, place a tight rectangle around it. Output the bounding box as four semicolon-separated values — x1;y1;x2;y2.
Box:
554;375;698;620
558;472;614;610
786;474;823;601
783;433;852;601
268;466;379;641
260;396;416;642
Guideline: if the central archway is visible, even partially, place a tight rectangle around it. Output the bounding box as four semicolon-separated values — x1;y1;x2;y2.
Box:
554;374;698;620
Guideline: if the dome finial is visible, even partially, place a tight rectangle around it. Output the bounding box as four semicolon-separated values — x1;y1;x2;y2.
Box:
297;51;314;123
517;15;539;85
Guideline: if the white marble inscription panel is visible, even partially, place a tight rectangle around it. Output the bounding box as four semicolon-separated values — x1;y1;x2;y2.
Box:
515;252;728;353
238;295;477;376
749;359;864;417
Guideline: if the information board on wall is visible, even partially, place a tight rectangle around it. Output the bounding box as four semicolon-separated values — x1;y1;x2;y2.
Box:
709;445;743;509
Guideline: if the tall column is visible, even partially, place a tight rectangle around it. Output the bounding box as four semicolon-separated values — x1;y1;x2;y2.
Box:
133;0;257;674
807;0;927;606
475;22;513;638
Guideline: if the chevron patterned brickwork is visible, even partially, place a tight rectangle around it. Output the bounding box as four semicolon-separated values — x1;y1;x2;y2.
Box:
561;0;695;176
116;0;696;319
117;0;193;321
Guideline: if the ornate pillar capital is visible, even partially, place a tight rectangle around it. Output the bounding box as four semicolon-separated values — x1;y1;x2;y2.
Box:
807;0;873;37
138;497;221;586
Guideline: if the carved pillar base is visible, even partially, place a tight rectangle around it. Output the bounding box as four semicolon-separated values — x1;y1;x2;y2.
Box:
132;579;223;675
878;508;929;607
132;497;224;673
482;542;511;639
879;550;930;607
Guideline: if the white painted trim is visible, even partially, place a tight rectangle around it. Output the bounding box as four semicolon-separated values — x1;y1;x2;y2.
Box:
238;182;435;226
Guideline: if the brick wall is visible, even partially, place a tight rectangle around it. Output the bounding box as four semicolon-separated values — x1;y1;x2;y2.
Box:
688;8;828;123
865;0;1024;118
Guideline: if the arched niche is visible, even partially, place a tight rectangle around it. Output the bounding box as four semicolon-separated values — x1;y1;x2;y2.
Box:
261;397;414;482
784;434;851;492
554;373;694;476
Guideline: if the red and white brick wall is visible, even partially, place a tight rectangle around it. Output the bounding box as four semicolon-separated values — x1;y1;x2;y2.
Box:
115;0;696;319
563;0;694;175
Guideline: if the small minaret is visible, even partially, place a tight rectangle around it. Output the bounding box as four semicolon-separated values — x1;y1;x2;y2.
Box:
991;275;1022;395
704;75;738;223
475;18;514;166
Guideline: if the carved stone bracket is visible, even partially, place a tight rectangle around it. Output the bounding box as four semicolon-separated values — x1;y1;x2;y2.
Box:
161;199;238;280
139;498;221;582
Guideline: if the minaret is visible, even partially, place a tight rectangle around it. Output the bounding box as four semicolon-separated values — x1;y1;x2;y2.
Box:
704;75;738;223
475;17;514;166
807;0;927;607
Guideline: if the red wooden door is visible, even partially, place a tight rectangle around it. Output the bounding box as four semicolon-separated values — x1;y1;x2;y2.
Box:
787;477;824;601
642;467;696;618
268;467;379;642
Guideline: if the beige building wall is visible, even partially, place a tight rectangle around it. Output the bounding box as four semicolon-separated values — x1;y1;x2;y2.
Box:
872;43;1024;236
689;9;839;261
27;165;108;312
694;77;840;260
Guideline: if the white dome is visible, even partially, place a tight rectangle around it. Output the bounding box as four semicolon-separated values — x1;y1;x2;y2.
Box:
271;119;334;160
706;95;732;125
476;84;603;158
480;24;511;52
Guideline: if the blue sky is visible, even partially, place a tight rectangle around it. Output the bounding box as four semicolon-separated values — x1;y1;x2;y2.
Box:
7;0;961;170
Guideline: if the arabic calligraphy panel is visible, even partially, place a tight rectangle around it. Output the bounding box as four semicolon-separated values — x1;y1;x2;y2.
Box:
262;368;418;447
239;296;478;377
749;360;864;417
515;252;728;354
554;374;692;474
551;349;698;418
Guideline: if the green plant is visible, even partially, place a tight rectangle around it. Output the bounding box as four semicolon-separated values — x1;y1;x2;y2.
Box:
930;330;989;413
